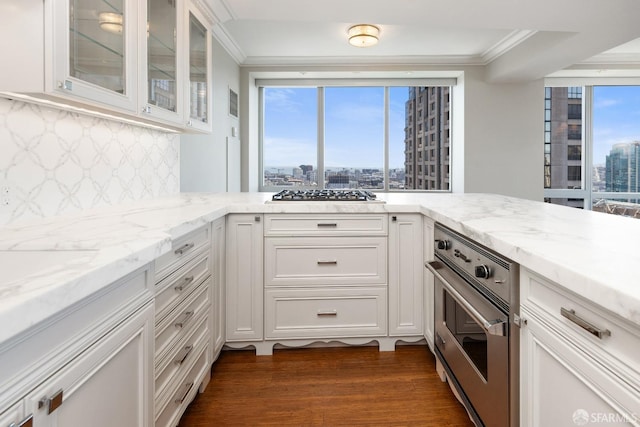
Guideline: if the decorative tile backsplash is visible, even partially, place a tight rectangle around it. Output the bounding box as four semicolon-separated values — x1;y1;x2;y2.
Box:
0;98;180;226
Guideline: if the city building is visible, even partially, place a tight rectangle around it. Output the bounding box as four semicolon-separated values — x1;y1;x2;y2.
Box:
404;87;451;190
544;87;583;208
606;142;640;194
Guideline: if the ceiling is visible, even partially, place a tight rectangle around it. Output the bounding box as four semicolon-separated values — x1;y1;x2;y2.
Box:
205;0;640;82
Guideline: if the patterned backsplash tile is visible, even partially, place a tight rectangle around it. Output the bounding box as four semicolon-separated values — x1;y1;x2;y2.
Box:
0;98;180;226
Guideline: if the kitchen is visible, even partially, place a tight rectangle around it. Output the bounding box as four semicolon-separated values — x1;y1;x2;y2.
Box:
1;0;640;426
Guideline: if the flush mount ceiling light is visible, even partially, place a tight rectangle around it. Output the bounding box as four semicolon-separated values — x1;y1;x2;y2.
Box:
348;24;380;48
98;12;123;34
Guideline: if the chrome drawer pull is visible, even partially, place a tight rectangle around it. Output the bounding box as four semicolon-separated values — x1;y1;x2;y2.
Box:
561;307;611;339
175;311;195;329
174;242;195;255
38;389;63;415
317;223;337;228
317;260;338;265
174;345;194;365
175;276;194;292
317;310;338;316
174;382;195;404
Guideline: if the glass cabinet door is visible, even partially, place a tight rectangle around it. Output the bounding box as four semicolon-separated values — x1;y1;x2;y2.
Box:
188;12;208;124
147;0;178;113
69;0;126;94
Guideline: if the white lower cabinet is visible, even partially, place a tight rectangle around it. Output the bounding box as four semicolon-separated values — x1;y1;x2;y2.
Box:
0;266;154;427
211;217;226;360
225;214;264;342
26;303;154;427
388;214;423;337
265;287;387;339
520;269;640;427
153;223;212;427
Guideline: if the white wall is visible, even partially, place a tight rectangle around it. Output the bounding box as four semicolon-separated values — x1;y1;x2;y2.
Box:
180;36;241;192
239;66;544;200
0;98;179;226
455;68;544;200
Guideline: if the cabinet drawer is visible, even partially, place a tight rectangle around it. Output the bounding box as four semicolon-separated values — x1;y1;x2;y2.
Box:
264;214;388;236
265;287;387;339
155;279;210;361
521;269;640;385
155;312;209;401
155;345;208;427
155;225;211;281
155;252;211;322
265;237;387;287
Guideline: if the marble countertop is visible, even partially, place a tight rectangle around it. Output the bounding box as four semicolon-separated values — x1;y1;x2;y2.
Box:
0;192;638;344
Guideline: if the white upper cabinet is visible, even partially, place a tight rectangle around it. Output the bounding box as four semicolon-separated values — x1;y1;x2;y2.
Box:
0;0;213;133
185;5;212;132
141;0;184;125
1;0;139;112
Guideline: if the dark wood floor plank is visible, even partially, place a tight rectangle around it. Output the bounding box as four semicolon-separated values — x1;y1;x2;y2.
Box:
178;345;474;426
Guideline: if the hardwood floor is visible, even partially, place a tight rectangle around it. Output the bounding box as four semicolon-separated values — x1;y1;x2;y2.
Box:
178;345;474;426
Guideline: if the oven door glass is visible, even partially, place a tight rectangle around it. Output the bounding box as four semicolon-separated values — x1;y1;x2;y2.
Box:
444;288;488;380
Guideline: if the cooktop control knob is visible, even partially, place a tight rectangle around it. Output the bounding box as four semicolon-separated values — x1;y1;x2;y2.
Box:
435;239;451;250
475;264;492;279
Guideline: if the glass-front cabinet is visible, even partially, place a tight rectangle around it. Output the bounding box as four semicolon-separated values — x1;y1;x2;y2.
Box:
52;0;139;111
143;0;183;124
186;7;212;132
0;0;213;132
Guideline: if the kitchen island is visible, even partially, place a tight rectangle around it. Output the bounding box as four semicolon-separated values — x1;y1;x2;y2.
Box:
0;192;638;426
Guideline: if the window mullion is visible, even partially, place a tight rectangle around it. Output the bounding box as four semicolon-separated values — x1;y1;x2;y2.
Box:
584;86;593;210
317;87;325;190
384;87;390;191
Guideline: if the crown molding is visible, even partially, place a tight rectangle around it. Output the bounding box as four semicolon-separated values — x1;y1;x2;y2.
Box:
481;30;537;64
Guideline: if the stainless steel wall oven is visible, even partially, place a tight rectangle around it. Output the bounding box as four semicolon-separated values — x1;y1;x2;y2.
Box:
426;223;519;427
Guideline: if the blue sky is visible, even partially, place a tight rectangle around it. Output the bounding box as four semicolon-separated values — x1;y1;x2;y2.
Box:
263;87;409;169
593;86;640;165
264;85;640;170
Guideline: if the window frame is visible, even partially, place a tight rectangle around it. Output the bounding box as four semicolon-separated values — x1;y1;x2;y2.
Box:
543;84;640;211
258;82;454;193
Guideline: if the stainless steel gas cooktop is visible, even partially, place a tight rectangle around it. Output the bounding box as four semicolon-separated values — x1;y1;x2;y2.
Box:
270;189;381;202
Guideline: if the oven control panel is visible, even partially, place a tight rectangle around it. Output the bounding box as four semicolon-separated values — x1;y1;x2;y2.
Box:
433;223;515;309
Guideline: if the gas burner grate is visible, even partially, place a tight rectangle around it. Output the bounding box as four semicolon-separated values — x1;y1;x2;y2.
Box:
271;189;378;201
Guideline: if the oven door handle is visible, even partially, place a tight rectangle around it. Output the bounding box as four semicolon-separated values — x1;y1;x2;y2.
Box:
426;260;507;337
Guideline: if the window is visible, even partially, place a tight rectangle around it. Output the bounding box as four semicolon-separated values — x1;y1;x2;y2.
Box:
567;103;581;120
261;85;452;191
568;166;581;181
543;85;640;218
568;124;581;140
568;145;582;161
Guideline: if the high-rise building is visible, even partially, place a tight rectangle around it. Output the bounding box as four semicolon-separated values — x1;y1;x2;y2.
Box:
544;87;583;208
404;87;451;190
606;141;640;193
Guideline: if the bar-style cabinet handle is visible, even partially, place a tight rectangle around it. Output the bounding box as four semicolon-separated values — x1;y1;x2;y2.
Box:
175;311;195;329
561;307;611;339
174;242;195;255
11;414;33;427
317;310;338;316
174;276;194;292
317;223;337;228
174;382;195;404
174;345;194;365
317;260;338;265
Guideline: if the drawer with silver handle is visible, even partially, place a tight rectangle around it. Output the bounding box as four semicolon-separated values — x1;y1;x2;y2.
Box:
155;312;209;400
264;214;388;236
265;287;387;339
521;268;640;387
155;224;211;281
155;252;211;322
155;278;210;361
265;237;387;287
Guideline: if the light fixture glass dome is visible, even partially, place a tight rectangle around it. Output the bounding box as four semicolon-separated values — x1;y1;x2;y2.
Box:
348;24;380;48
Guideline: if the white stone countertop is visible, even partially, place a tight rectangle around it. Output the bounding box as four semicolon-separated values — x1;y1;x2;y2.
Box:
0;192;638;345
